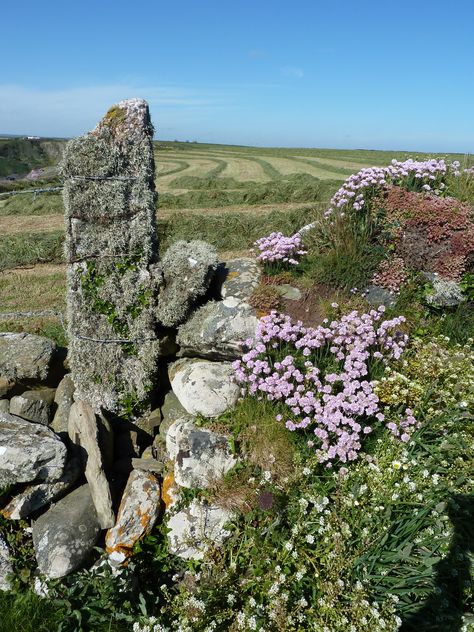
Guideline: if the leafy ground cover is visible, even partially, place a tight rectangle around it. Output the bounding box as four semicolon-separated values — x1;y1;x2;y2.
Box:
1;144;473;631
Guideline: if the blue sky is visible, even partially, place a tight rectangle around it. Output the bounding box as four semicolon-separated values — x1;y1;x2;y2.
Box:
1;0;473;151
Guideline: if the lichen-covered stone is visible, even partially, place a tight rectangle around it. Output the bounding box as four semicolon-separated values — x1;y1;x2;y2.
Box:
61;99;162;414
363;284;397;308
32;484;100;579
0;333;56;382
51;375;75;436
167;499;232;560
169;358;240;418
166;418;237;489
1;457;82;520
0;400;9;413
9;388;55;425
68;401;115;529
0;534;12;591
274;284;302;301
105;469;161;565
161;472;179;509
0;412;67;487
218;257;261;303
176;299;258;360
155;240;218;327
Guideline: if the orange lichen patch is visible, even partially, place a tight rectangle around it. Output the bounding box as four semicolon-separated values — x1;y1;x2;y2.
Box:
227;271;240;279
256;310;269;319
161;472;178;508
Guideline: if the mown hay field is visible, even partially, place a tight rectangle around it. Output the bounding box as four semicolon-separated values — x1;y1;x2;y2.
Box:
0;140;469;340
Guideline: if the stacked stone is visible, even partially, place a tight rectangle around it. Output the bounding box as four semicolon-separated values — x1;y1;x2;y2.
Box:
60;99;161;413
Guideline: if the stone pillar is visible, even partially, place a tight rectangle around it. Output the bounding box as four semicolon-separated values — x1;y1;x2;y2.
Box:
61;99;161;414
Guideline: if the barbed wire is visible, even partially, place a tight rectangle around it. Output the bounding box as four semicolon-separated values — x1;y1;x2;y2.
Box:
0;186;63;198
0;174;141;198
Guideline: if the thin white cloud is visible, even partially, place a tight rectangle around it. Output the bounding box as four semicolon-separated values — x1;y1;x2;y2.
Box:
281;65;304;79
0;84;222;136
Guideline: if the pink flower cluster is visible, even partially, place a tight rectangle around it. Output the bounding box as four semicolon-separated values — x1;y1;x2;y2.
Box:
325;158;461;219
233;308;409;465
253;231;307;265
386;408;419;443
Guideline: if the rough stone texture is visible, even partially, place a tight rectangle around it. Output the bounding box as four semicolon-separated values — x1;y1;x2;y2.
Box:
131;457;164;474
156;240;218;327
60;98;162;414
51;375;75;436
177;299;258;360
169;359;240;418
68;401;115;528
9;388;55;425
364;284;397;308
0;534;12;591
0;333;56;382
167;499;233;560
0;378;13;398
0;400;9;413
274;284;302;301
166;419;236;488
159;390;189;440
0;412;67;487
32;484;101;579
218;257;261;303
105;469;161;565
1;457;82;520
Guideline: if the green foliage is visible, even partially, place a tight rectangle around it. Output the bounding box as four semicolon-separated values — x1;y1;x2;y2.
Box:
159;173;337;209
460;272;474;301
0;591;67;632
157;206;321;252
0;515;36;589
0;190;63;216
0;231;64;271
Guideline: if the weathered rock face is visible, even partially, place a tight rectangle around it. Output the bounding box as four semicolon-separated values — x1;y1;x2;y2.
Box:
1;457;82;520
167;499;232;560
0;400;9;413
9;388;55;425
51;375;75;436
155;240;218;328
169;359;240;418
105;469;161;566
218;257;261;303
0;333;56;382
159;390;189;440
0;412;67;487
0;534;12;591
166;419;236;488
32;484;101;579
177;299;258;360
363;284;397;309
68;401;115;529
60;98;162;414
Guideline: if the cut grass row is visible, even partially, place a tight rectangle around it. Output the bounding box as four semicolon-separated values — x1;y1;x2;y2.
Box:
0;205;322;273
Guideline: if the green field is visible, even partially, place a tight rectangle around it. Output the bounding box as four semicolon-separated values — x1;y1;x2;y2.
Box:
0;138;472;338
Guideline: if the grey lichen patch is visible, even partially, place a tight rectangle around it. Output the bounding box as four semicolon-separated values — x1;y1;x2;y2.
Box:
61;99;163;415
156;240;219;327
